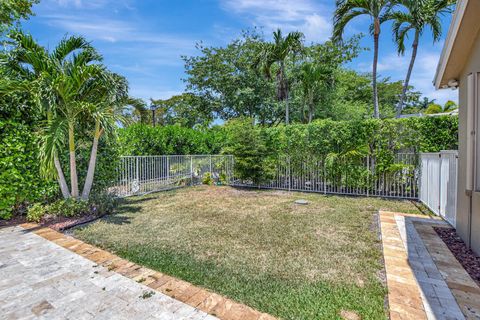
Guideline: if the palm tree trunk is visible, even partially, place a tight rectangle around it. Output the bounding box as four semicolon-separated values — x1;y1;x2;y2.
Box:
308;91;314;123
372;19;380;119
54;154;71;199
396;30;420;118
280;61;290;125
81;121;101;200
68;122;79;198
285;95;289;125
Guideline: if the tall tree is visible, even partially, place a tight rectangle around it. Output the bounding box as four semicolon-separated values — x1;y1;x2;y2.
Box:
255;29;304;124
81;73;129;199
0;0;38;31
333;0;391;118
184;30;278;124
5;31;128;199
388;0;455;117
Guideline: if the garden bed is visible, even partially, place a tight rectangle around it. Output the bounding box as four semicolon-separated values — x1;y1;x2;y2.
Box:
434;227;480;287
73;185;421;319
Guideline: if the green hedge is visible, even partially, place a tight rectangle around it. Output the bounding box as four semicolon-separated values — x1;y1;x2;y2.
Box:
260;116;458;156
0;120;57;219
117;124;226;156
1;116;457;219
222;116;458;182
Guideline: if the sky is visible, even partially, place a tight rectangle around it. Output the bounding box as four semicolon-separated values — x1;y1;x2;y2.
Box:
22;0;458;105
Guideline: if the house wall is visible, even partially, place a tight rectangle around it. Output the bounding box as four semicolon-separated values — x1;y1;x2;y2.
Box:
457;29;480;255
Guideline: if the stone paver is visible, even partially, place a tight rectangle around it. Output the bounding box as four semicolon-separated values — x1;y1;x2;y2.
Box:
0;226;216;320
414;221;480;319
379;211;427;320
380;211;480;320
7;224;276;320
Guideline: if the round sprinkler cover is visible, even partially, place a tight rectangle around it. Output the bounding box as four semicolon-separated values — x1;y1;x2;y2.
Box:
294;199;309;205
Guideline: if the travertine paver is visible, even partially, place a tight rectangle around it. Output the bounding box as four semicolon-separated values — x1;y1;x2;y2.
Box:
14;223;276;320
395;214;465;319
414;220;480;319
380;211;480;320
0;226;217;320
379;211;427;320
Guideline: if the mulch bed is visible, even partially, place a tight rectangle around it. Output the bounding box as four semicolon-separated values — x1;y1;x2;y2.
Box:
434;227;480;287
0;214;104;232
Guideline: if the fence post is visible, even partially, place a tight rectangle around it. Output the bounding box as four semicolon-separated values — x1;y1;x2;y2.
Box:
166;156;169;182
288;156;291;192
190;155;193;186
209;155;212;175
438;152;442;215
135;157;139;183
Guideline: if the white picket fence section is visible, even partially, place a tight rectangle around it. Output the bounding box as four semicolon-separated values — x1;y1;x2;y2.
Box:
419;151;458;227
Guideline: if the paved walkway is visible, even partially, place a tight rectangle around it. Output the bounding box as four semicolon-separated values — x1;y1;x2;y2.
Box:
380;211;480;320
1;224;275;320
0;226;217;320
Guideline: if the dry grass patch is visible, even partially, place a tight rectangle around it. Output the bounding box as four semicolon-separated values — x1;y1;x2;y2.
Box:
74;186;420;319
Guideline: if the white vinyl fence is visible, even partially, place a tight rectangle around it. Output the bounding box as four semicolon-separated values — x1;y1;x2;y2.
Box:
419;151;458;227
110;155;234;197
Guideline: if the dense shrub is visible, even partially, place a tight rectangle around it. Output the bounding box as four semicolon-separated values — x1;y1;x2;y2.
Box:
223;116;458;182
0;120;57;219
67;136;121;194
117;124;226;156
267;116;457;156
26;193;118;222
27;199;89;222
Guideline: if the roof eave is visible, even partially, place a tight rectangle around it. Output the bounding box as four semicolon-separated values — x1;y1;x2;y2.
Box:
434;0;469;90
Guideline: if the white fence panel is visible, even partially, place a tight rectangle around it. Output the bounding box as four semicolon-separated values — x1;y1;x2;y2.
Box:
419;151;458;227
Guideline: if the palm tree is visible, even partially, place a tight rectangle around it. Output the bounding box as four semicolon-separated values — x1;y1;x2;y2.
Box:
388;0;455;117
81;73;129;199
6;31;126;200
299;63;319;123
256;29;303;124
333;0;391;118
5;32;98;198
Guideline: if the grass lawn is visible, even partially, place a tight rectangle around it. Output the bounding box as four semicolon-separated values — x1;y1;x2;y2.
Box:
74;186;421;319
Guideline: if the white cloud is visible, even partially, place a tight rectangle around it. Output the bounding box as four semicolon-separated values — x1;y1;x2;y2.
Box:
41;14;198;62
50;0;133;10
221;0;332;42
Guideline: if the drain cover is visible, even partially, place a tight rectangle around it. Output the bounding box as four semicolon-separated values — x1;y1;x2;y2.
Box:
294;199;309;205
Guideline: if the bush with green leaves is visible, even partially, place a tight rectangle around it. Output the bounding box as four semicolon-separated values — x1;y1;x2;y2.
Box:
0;120;57;219
223;116;458;183
202;172;214;185
222;118;270;184
117;124;226;156
26;194;118;223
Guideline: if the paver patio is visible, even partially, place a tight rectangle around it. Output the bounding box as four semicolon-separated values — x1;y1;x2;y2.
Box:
380;211;480;320
0;224;275;320
0;226;218;320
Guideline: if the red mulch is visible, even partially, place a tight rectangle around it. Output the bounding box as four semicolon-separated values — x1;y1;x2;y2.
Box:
0;214;103;232
41;214;104;231
434;227;480;287
0;216;27;229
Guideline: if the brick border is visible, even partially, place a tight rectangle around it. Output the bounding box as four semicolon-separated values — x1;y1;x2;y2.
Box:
20;223;276;320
